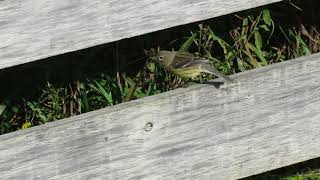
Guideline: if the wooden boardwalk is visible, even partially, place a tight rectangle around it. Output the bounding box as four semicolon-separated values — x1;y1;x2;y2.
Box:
0;0;281;69
4;0;319;179
1;53;320;179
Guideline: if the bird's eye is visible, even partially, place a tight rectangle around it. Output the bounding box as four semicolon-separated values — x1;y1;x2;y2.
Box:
159;56;164;60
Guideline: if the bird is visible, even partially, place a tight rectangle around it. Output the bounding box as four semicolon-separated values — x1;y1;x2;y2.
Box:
151;50;234;83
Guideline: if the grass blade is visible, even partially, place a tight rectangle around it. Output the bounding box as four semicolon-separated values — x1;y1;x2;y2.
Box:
179;32;197;52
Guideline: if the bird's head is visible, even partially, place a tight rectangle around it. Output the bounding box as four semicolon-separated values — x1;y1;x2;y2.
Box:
151;50;175;67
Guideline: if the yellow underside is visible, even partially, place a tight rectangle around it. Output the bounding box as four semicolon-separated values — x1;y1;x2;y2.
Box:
172;68;202;79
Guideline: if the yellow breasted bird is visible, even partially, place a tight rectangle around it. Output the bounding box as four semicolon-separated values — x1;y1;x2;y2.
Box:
151;50;234;83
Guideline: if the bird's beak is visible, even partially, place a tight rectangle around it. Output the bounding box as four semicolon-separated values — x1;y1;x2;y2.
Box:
148;55;158;62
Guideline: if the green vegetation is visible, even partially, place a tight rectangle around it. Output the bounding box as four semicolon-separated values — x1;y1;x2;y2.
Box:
243;158;320;180
1;0;320;179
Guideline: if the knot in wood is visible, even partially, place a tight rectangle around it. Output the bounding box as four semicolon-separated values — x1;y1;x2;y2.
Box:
144;122;153;132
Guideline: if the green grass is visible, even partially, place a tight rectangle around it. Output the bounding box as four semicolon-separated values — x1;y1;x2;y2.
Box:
243;158;320;180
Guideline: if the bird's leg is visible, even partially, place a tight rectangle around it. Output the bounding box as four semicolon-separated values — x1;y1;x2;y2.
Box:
199;75;203;84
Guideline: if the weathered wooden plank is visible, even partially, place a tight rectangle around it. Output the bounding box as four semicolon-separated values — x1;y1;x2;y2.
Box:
1;53;320;179
0;0;282;69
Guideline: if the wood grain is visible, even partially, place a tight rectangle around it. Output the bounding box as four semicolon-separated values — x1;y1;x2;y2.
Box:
0;0;282;69
1;53;320;179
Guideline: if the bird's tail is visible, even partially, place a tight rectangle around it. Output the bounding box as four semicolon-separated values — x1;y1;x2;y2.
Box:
202;66;235;83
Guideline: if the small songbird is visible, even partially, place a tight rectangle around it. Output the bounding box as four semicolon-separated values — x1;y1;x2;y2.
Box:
151;50;234;82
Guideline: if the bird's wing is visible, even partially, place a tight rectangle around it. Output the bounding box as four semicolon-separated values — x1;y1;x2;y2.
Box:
170;52;194;68
173;52;234;82
172;52;210;68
